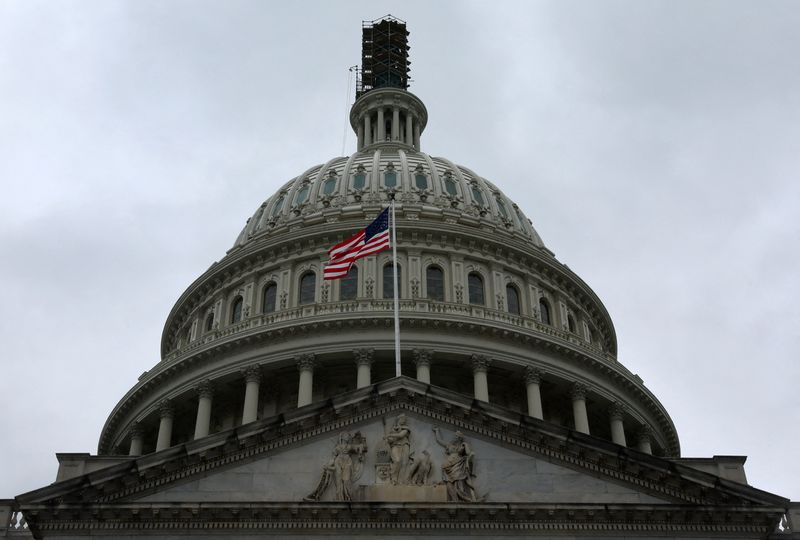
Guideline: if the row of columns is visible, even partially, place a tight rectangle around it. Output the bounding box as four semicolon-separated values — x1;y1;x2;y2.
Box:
133;353;653;456
359;107;420;149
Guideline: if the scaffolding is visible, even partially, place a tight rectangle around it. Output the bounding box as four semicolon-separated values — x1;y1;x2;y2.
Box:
356;15;410;98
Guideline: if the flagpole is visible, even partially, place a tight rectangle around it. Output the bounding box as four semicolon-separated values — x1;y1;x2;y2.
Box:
391;199;401;377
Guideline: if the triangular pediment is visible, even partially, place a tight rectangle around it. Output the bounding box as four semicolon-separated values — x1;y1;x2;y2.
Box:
17;377;787;511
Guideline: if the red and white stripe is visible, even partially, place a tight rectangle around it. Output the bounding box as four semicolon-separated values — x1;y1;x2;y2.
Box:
323;229;390;280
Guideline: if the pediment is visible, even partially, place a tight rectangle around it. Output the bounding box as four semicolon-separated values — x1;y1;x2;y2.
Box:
17;377;787;511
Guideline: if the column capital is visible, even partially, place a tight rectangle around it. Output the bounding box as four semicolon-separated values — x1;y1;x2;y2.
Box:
524;366;543;385
195;379;214;399
353;348;374;367
129;421;143;438
242;364;262;384
609;401;626;421
470;354;491;373
295;353;316;371
412;348;433;368
158;399;174;419
570;382;588;401
637;424;652;444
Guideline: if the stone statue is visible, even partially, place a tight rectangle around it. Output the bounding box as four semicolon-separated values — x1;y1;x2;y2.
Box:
432;426;482;502
408;449;433;485
304;431;367;502
384;414;412;485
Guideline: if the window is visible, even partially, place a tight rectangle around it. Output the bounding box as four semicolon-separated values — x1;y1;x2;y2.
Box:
468;273;484;305
506;285;520;315
426;266;444;301
443;174;458;196
383;263;401;299
568;314;577;333
353;173;366;189
204;313;214;332
295;184;310;204
495;198;509;219
299;272;316;305
539;299;551;326
384;171;397;188
272;196;284;216
414;167;428;190
230;296;243;324
471;185;485;206
340;266;358;301
322;176;337;195
262;282;277;313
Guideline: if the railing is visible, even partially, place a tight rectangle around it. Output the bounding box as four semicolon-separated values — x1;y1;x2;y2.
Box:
0;500;31;537
164;299;608;364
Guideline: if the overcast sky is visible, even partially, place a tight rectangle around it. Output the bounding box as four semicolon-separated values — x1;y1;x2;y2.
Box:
1;1;798;501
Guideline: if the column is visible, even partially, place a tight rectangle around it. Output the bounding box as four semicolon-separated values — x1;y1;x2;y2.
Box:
637;424;653;455
377;107;385;141
128;422;143;457
406;115;413;146
155;399;174;452
412;349;432;384
193;380;214;440
413;122;420;150
609;401;627;446
241;365;262;425
296;354;316;407
364;114;372;146
524;367;544;420
357;123;364;150
471;355;491;402
570;383;590;435
392;107;400;140
354;348;374;389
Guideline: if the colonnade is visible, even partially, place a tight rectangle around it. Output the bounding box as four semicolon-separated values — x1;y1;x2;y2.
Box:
357;105;420;150
132;352;654;457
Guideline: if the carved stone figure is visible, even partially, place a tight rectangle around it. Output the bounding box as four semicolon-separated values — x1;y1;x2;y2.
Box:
432;426;482;502
304;431;367;502
408;449;432;485
384;414;412;485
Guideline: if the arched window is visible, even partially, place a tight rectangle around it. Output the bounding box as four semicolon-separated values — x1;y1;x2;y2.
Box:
204;312;214;332
568;314;577;333
471;185;485;206
506;285;520;315
299;272;316;305
353;166;367;190
384;170;397;188
495;198;509;219
468;272;484;305
340;265;358;301
383;263;401;299
443;174;458;196
539;299;551;326
230;296;244;324
295;184;310;204
271;195;285;216
262;282;277;314
426;266;444;302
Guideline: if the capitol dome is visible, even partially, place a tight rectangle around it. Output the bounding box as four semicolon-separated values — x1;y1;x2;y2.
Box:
97;75;679;462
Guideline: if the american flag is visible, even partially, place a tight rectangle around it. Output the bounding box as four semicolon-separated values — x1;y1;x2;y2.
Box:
323;207;391;280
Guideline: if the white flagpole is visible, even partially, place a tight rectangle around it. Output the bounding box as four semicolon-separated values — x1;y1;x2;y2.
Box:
391;199;401;377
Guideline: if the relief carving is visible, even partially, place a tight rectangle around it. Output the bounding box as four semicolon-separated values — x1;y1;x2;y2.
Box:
304;431;367;502
432;426;484;502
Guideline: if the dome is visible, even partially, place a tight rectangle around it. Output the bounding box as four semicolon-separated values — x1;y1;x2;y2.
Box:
97;85;679;462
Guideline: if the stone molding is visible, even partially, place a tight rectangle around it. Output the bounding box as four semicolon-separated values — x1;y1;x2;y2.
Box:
128;422;143;438
523;366;542;385
411;348;433;367
194;379;214;400
471;354;491;373
242;364;262;384
570;382;588;401
158;399;174;419
295;353;316;371
638;423;653;444
609;401;626;421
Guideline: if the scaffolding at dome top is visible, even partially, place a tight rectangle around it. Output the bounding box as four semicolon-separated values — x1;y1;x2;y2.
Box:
356;15;411;98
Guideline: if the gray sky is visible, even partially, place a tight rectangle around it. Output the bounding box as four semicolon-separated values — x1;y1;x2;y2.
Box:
1;1;798;501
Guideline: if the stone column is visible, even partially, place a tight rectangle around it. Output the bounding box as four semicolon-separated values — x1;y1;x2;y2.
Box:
471;355;491;402
296;354;316;407
364;113;372;146
609;401;627;446
637;424;653;455
524;367;544;420
354;348;374;389
128;422;143;457
357;123;364;150
392;107;400;140
241;365;262;425
570;383;590;435
406;115;413;146
413;122;421;150
193;380;214;440
412;349;432;384
377;107;385;141
155;399;174;452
